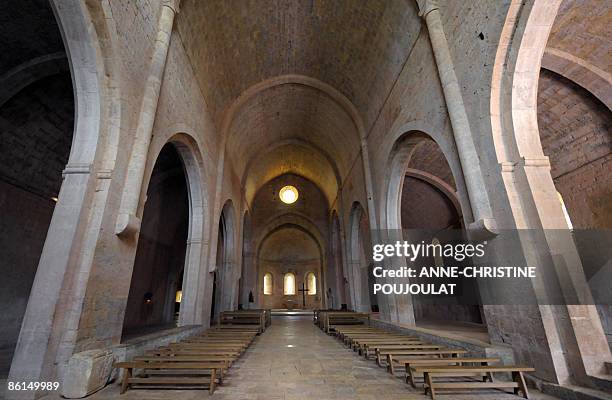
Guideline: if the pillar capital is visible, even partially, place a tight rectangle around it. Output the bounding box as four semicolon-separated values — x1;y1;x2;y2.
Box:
162;0;180;14
416;0;439;18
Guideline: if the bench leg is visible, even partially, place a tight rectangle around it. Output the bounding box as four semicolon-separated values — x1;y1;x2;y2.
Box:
513;371;530;399
424;372;436;399
120;368;131;394
209;369;217;395
387;354;394;375
405;364;416;388
375;351;381;366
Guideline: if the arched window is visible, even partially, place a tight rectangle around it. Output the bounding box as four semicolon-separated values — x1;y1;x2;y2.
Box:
263;272;273;295
306;272;317;295
557;191;573;230
284;273;296;295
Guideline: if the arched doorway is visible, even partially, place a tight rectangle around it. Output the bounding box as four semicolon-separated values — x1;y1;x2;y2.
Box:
349;203;376;313
330;211;347;309
121;143;189;339
212;201;236;323
238;211;252;309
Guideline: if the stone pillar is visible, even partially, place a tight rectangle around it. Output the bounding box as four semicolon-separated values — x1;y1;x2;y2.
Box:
8;164;93;399
416;0;496;237
115;0;180;237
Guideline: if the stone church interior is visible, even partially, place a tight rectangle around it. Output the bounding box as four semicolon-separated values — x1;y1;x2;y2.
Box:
0;0;610;399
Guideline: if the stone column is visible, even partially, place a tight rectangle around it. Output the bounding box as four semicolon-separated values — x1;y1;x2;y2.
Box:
416;0;496;237
115;0;180;237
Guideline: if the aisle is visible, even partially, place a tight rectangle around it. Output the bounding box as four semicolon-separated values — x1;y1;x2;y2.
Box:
212;315;539;400
56;316;556;400
214;315;405;399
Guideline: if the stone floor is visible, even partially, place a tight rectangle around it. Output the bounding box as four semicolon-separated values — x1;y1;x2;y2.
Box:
34;315;562;400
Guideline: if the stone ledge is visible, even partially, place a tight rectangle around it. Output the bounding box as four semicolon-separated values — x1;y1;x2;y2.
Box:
369;318;515;364
109;325;206;383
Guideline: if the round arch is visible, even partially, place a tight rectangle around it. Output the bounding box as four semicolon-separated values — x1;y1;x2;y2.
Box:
213;200;238;317
329;210;347;309
383;130;467;232
256;222;324;309
489;0;611;383
169;134;208;325
348;202;373;312
8;0;120;388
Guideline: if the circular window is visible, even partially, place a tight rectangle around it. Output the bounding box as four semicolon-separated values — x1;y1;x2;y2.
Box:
279;185;299;204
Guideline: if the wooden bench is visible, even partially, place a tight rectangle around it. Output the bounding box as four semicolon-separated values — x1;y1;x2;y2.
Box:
358;342;445;358
402;357;500;387
383;349;469;372
412;365;534;399
133;355;235;368
321;312;370;333
219;311;266;333
148;348;240;357
115;361;226;395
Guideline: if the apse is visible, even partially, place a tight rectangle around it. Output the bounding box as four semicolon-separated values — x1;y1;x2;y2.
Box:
258;227;322;310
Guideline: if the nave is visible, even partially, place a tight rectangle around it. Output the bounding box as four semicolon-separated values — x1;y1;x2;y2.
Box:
60;316;558;400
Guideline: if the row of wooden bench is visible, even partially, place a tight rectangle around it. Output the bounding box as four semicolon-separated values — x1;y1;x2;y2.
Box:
314;309;371;333
320;313;534;399
218;309;271;333
114;311;268;395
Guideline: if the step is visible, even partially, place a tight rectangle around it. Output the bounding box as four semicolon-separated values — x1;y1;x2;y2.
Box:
590;374;612;395
540;380;612;400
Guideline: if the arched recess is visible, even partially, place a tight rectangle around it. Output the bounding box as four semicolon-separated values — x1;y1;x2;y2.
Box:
8;0;120;389
212;200;237;323
380;131;467;324
238;210;252;308
256;224;323;310
399;138;482;325
330;211;348;309
491;0;610;383
168;134;207;326
348;202;376;312
121;143;189;339
384;131;465;231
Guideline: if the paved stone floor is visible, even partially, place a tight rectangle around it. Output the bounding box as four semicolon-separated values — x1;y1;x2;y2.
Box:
34;315;561;400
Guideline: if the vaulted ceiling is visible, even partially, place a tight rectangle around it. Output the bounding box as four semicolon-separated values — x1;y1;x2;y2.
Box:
176;0;421;201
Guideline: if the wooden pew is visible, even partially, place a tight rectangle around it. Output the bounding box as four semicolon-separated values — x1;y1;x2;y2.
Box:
413;365;534;399
115;361;226;395
320;311;370;333
383;349;469;373
359;342;442;358
402;357;500;387
219;310;266;333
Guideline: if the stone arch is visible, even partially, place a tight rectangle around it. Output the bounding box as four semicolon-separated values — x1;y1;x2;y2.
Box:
168;133;208;325
213;200;237;320
0;52;68;107
238;210;252;308
8;0;120;389
541;48;611;111
490;0;611;383
256;222;324;309
348;202;374;312
383;130;465;231
329;210;347;309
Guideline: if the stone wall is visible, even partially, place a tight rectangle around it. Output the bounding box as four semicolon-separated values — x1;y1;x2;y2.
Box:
538;69;612;229
258;228;322;310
